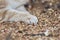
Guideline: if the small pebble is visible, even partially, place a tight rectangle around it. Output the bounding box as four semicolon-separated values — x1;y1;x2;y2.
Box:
44;30;50;36
18;31;23;33
57;3;60;9
45;5;50;9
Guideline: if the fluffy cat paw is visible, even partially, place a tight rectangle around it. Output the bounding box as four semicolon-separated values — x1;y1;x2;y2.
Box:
23;15;38;25
9;13;38;25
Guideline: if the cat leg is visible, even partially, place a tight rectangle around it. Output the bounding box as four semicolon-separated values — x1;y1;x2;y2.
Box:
0;9;38;25
15;6;38;25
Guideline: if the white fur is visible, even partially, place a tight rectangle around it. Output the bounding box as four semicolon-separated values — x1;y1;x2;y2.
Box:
0;0;38;25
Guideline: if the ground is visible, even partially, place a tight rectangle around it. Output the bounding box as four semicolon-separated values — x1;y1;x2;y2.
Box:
0;0;60;40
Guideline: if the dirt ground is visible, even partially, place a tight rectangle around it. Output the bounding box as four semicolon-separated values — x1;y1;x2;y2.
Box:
0;0;60;40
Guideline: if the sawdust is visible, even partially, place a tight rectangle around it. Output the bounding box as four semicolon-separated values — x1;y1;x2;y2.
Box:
0;0;60;40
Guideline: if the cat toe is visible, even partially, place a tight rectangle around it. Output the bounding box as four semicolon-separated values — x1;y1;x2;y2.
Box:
24;15;38;25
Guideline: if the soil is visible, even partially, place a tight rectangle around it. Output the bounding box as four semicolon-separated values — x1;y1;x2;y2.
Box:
0;0;60;40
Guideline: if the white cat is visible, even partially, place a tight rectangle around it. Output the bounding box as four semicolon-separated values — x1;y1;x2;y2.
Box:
0;0;38;25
